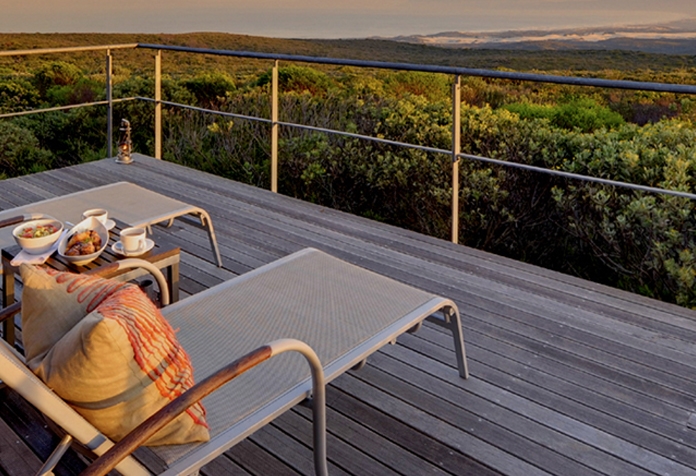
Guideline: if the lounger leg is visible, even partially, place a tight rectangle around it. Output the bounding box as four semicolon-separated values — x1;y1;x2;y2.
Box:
1;256;15;346
270;339;328;476
407;321;423;334
351;358;367;371
197;211;223;268
447;307;469;379
36;434;73;476
427;307;469;379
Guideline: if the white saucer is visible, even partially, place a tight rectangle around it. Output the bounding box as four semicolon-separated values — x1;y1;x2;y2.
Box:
104;219;116;231
111;238;155;257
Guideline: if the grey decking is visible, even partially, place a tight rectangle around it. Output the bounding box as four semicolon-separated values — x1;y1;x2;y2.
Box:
1;153;695;476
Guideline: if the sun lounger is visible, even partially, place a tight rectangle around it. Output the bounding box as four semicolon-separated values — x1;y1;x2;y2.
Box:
0;181;222;267
0;248;468;475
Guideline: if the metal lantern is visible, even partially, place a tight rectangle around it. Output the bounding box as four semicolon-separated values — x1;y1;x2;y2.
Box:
116;118;133;164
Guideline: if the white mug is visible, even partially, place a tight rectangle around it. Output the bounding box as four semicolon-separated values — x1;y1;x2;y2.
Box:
120;227;146;253
82;208;108;225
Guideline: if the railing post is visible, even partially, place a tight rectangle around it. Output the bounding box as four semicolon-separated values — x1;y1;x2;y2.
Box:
271;59;279;193
154;49;162;159
106;49;113;158
451;74;461;244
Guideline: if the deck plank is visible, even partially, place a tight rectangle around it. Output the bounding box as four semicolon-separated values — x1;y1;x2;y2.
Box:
0;417;42;476
408;324;696;454
1;155;695;475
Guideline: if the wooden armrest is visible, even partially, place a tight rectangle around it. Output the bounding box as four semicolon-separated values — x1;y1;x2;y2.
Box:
0;302;21;323
81;339;327;476
0;213;52;230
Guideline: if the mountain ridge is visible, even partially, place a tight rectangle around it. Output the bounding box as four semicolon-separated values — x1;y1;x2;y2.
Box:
379;17;696;54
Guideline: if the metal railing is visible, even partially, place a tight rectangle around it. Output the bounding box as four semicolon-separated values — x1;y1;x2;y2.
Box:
3;43;696;243
0;44;138;157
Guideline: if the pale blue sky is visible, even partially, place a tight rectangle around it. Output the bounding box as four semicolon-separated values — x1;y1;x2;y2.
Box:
1;0;695;38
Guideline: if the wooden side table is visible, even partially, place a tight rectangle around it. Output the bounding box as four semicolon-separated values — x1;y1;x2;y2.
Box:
1;220;180;346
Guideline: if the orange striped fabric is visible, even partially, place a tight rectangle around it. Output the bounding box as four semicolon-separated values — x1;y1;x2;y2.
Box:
48;267;127;313
41;267;208;431
97;286;208;427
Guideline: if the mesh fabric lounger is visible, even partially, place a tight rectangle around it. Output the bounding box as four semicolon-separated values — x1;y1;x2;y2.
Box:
0;248;468;475
0;181;222;267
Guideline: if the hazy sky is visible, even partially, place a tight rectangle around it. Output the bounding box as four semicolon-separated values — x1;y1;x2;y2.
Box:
2;0;696;38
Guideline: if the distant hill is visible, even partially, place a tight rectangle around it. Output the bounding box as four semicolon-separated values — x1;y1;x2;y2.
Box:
382;17;696;55
2;31;696;75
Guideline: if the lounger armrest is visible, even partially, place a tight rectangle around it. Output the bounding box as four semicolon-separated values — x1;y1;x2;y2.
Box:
0;302;21;323
86;258;170;306
0;212;53;229
0;259;167;329
81;338;328;476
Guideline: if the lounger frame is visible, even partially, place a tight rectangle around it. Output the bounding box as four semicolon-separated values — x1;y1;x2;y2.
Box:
0;181;222;267
0;248;468;475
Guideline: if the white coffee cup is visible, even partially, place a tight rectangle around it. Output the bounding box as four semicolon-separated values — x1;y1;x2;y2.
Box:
82;208;108;225
120;227;146;253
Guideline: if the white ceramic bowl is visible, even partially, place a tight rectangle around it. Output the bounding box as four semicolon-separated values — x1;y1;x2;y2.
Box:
12;218;64;255
57;217;109;266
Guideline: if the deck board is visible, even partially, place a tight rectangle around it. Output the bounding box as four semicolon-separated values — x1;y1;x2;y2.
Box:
1;154;695;476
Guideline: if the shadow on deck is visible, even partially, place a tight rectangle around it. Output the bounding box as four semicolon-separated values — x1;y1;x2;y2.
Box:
1;154;695;476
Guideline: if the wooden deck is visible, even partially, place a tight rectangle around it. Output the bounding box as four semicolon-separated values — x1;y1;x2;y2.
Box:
1;153;695;476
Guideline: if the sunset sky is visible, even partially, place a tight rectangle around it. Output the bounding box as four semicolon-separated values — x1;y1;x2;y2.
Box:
2;0;696;38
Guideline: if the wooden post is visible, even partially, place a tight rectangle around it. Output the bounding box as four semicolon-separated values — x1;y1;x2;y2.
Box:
106;50;113;158
154;50;162;159
451;75;461;244
271;60;279;193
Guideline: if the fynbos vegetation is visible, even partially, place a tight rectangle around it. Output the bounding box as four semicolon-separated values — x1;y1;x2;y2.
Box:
2;34;696;307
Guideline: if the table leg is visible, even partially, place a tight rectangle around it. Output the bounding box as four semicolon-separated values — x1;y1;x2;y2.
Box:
2;256;16;345
166;260;180;304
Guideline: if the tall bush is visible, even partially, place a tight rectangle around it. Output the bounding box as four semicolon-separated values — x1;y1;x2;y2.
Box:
549;121;696;305
0;121;53;178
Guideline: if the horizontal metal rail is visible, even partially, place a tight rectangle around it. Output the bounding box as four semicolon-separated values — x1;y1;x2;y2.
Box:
137;97;273;125
0;44;138;57
0;97;137;119
150;97;446;153
4;42;696;241
276;120;448;155
457;152;696;201
137;43;696;95
151;98;696;201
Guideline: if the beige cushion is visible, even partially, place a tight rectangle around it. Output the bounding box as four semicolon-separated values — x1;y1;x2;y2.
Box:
20;265;210;446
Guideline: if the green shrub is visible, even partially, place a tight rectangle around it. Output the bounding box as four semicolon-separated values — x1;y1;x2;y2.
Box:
32;61;83;96
0;77;39;113
552;98;625;132
0;121;53;177
182;72;236;107
382;71;450;102
256;66;335;95
501;102;555;121
548;120;696;306
503;98;625;132
45;77;102;106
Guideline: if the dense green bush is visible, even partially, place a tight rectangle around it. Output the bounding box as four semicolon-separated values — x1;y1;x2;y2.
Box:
0;121;53;178
549;121;696;305
32;61;83;95
0;77;39;113
256;65;336;95
44;77;102;106
382;71;450;103
3;60;696;308
182;72;236;107
503;97;625;132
